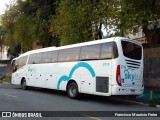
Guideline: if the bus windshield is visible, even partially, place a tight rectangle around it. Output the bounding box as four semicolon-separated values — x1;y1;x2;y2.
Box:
121;40;142;60
11;59;17;72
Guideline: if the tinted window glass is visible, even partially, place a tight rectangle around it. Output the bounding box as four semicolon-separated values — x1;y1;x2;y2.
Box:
112;42;119;58
28;53;42;64
58;47;80;62
17;56;28;69
100;42;113;59
41;51;58;63
121;41;142;60
12;60;17;72
80;44;100;60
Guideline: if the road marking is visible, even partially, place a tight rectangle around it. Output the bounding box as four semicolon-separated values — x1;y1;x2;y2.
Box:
4;94;18;99
83;115;102;120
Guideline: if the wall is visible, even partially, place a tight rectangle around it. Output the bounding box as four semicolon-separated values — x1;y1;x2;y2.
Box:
0;60;11;80
144;47;160;89
0;46;8;60
0;64;7;80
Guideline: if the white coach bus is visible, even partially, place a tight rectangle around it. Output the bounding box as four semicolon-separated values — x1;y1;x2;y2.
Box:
11;37;144;98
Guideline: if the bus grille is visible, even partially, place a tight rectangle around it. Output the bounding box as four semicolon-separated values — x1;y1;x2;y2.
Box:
96;77;109;93
125;59;140;69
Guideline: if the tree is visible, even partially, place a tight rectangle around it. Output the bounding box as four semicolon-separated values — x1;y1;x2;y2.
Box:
15;0;59;48
51;0;91;45
51;0;113;45
1;0;59;56
28;0;60;47
0;3;21;56
106;0;160;47
0;26;4;53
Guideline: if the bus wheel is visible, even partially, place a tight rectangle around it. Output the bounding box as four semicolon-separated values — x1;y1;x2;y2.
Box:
67;82;79;99
21;80;28;90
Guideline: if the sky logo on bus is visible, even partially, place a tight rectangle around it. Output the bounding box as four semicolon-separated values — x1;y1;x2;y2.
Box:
121;65;142;83
57;62;96;89
124;68;140;81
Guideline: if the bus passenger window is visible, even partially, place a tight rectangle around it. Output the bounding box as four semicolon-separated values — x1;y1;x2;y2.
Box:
28;53;42;64
100;42;113;59
41;51;58;63
80;44;100;60
58;47;80;62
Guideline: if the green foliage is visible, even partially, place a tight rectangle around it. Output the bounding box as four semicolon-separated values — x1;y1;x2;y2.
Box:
51;0;91;45
28;0;59;47
1;0;160;53
7;44;21;58
105;0;160;45
51;0;114;45
14;14;36;51
0;76;11;83
0;3;20;57
1;0;59;56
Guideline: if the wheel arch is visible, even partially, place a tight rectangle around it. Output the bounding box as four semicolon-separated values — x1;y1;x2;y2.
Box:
20;77;26;85
66;79;78;91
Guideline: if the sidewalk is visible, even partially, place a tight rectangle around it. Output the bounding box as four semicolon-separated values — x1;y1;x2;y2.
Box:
137;90;160;108
115;90;160;108
0;83;21;89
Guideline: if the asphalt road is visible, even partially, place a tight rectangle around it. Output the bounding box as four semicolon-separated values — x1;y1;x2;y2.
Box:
0;83;159;120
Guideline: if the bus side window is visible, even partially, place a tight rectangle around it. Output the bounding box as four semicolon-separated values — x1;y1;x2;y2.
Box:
58;47;80;62
100;42;112;59
28;53;42;64
41;51;58;63
112;42;119;59
80;44;100;60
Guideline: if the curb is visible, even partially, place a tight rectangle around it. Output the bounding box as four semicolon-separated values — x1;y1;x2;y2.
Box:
112;98;160;108
1;82;11;84
111;98;149;106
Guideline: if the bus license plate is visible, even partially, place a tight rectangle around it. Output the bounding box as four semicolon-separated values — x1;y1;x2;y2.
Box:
131;89;135;93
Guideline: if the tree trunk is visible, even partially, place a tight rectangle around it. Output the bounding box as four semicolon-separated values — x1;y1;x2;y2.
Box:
98;23;102;39
142;25;160;47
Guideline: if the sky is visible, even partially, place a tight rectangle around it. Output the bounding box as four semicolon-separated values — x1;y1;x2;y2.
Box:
0;0;15;16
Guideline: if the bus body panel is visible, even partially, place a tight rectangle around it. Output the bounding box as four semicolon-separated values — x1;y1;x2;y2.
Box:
23;60;112;96
11;37;144;97
111;37;144;95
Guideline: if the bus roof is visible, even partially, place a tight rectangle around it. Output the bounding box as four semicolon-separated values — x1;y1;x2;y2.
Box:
17;37;141;58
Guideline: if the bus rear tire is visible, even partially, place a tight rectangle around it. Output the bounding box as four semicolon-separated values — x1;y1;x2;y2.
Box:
67;82;79;99
21;80;28;90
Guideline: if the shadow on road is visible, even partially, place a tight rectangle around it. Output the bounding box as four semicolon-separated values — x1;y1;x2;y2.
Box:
0;83;140;106
21;87;139;106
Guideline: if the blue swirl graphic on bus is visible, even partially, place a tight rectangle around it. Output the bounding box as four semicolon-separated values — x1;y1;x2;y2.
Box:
57;62;96;89
28;66;32;72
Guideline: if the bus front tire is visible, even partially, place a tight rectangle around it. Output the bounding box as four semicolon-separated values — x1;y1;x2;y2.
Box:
21;80;28;90
67;82;79;99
